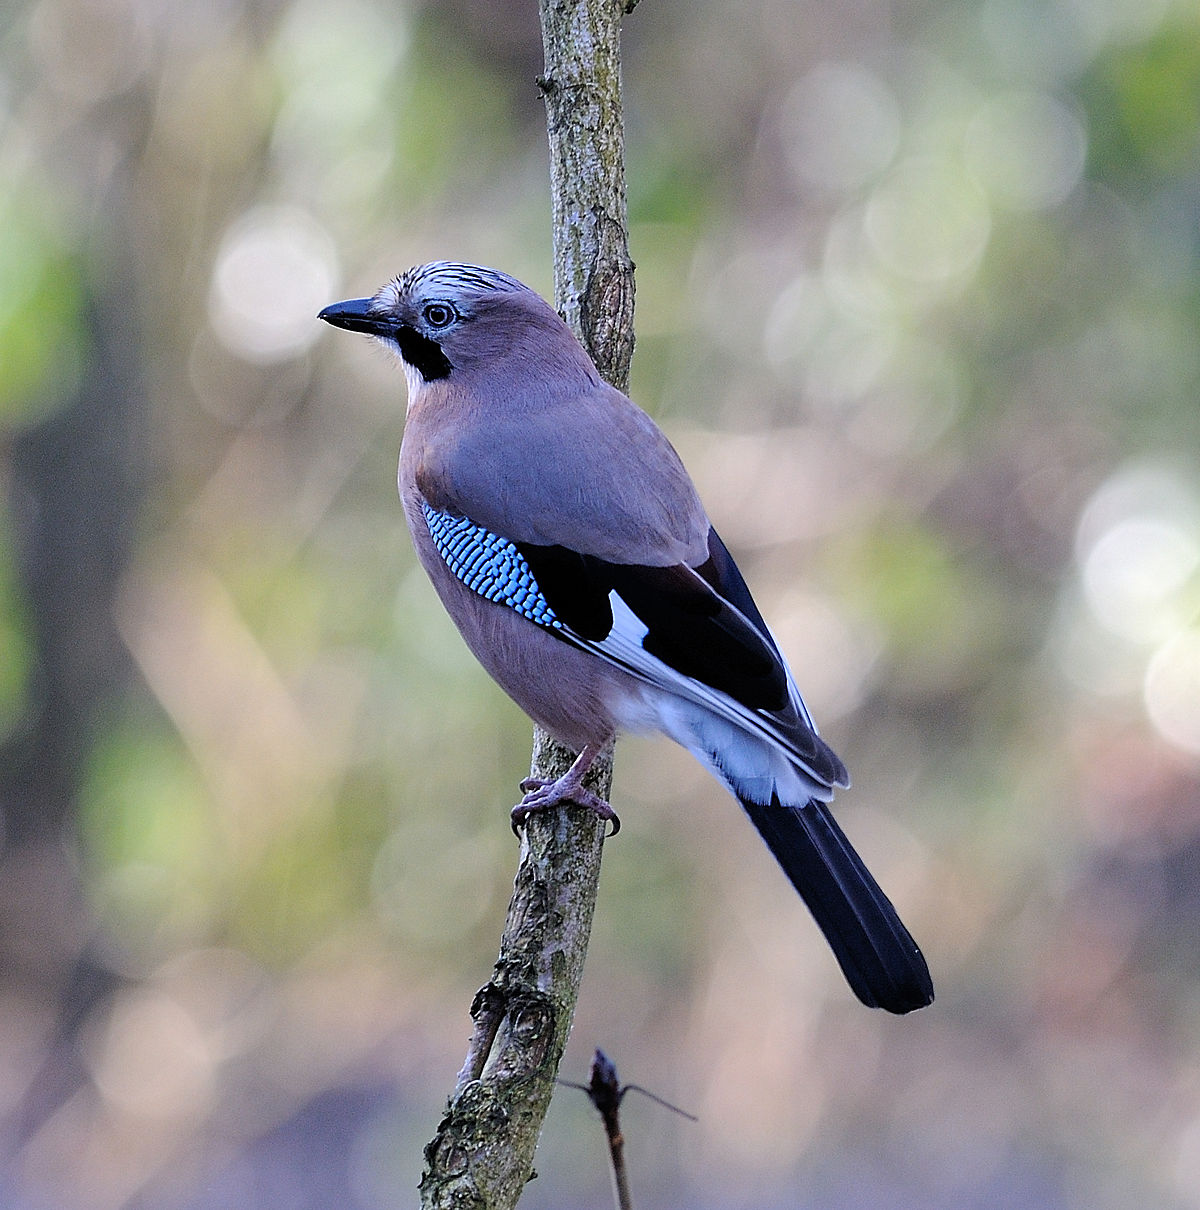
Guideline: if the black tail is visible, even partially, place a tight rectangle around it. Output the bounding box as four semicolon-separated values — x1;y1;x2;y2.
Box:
741;795;933;1014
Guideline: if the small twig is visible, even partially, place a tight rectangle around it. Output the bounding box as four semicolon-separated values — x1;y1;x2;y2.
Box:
583;1050;633;1210
620;1084;698;1122
561;1049;697;1210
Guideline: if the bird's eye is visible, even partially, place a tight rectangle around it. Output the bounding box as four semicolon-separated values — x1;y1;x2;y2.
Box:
422;302;457;329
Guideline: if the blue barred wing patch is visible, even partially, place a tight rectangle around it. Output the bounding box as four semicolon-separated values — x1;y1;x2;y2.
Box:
421;502;561;629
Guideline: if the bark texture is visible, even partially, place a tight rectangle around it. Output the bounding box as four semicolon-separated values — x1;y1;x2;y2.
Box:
418;2;635;1206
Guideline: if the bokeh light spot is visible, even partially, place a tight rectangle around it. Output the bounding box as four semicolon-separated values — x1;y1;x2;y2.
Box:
779;62;901;193
1081;517;1198;643
1145;631;1200;756
865;158;991;284
86;990;214;1121
966;90;1087;210
209;205;339;364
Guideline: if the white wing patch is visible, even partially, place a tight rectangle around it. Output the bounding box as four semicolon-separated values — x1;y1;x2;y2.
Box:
588;595;840;796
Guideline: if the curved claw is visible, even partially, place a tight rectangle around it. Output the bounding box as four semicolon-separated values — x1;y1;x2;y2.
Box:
510;741;620;837
510;778;621;838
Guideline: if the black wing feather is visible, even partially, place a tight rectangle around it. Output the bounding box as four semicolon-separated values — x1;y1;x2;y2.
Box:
519;536;788;712
697;528;783;658
605;561;789;711
515;543;613;640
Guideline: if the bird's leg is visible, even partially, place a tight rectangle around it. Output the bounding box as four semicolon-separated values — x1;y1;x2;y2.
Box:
512;742;620;835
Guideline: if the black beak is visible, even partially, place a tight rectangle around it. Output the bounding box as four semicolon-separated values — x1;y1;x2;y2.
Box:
318;297;395;337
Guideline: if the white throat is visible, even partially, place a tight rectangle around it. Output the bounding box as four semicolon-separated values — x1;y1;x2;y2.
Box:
401;359;424;411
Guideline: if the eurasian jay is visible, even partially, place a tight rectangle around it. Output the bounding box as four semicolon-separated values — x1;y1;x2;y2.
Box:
319;262;933;1014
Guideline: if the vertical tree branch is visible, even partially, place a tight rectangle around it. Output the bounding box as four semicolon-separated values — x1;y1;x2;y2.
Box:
418;2;635;1206
540;0;636;393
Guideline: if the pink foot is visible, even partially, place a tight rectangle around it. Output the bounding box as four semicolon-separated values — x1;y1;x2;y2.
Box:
510;743;620;836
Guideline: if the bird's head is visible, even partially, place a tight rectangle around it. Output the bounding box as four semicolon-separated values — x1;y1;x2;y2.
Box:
319;261;596;398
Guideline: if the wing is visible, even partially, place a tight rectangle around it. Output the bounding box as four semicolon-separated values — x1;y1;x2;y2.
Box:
419;380;712;567
420;501;847;790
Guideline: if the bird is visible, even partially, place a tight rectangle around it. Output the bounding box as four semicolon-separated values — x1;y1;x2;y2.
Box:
318;261;933;1014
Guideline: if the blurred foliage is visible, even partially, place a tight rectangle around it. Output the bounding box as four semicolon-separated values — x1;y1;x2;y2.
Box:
2;0;1200;1207
0;522;33;741
0;184;86;424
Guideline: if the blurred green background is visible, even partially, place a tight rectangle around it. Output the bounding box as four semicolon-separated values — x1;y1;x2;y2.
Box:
3;0;1200;1206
